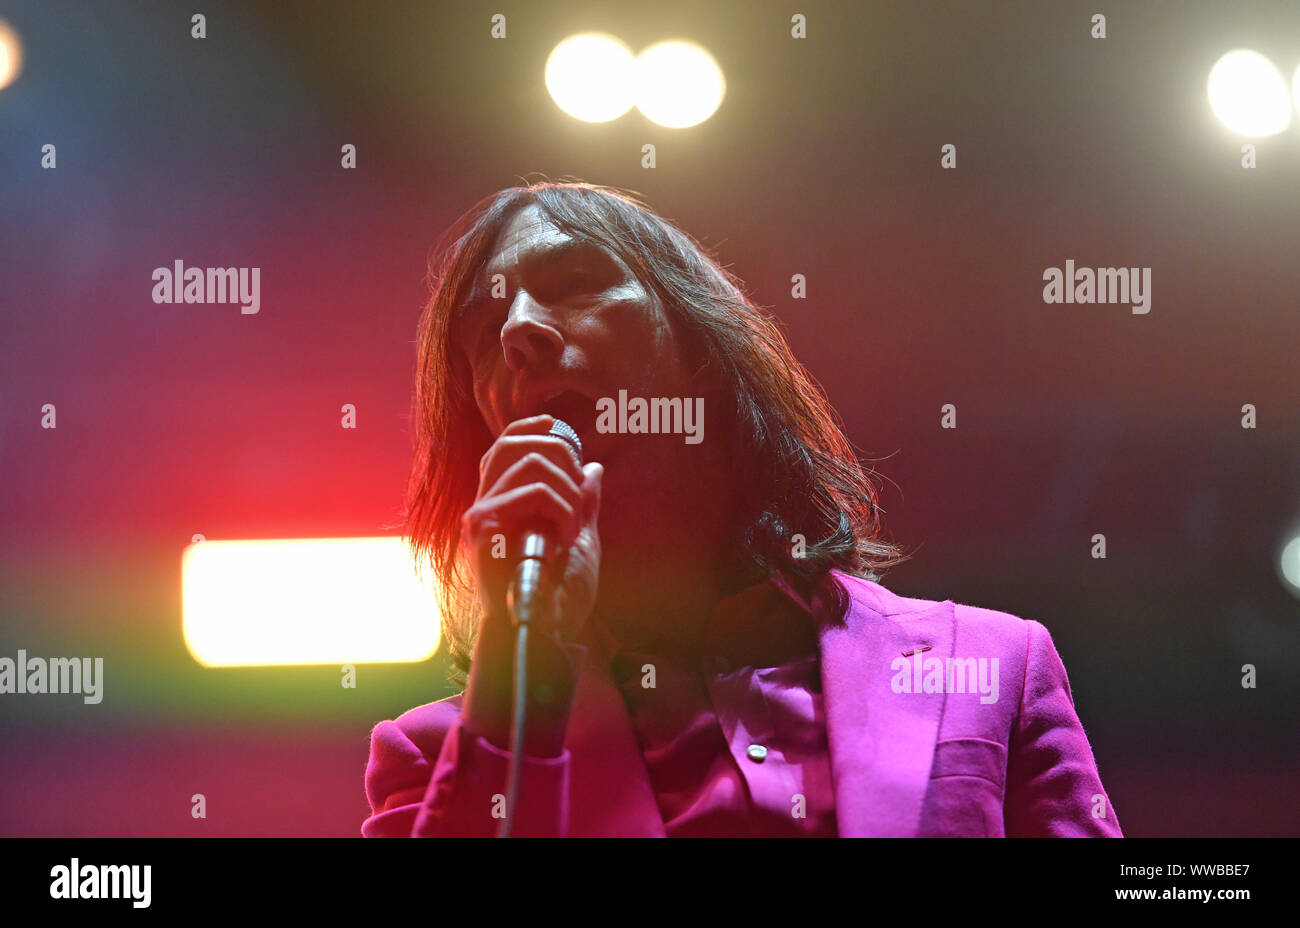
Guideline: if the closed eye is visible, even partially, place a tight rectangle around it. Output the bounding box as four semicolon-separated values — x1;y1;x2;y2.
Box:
559;268;603;294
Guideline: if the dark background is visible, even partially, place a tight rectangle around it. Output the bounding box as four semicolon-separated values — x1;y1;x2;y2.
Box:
1;0;1297;836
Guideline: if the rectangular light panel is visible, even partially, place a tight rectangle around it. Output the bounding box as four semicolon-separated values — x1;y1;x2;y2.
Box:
182;536;440;667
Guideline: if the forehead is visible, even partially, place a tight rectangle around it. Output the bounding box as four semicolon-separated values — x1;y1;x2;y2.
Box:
484;202;576;272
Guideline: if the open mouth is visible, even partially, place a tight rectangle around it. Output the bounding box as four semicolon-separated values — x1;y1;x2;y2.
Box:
537;390;599;457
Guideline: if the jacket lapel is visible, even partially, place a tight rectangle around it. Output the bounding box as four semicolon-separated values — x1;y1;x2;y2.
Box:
560;570;953;838
818;571;954;837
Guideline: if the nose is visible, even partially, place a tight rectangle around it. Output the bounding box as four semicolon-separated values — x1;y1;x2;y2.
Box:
499;288;564;373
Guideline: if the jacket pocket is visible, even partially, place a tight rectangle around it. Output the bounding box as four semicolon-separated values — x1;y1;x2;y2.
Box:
922;738;1008;837
929;737;1007;789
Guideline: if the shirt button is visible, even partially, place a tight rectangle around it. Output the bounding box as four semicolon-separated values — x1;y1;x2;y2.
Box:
746;744;768;763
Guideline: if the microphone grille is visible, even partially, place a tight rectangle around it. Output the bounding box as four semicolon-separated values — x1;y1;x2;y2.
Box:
548;418;583;467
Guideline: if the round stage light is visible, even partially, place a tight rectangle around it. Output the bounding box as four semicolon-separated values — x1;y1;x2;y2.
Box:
1293;62;1300;123
1207;49;1292;137
634;40;725;129
1279;535;1300;596
545;33;637;123
0;19;24;91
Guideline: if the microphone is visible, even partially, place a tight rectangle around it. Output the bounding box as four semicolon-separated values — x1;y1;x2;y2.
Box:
506;417;583;628
499;416;582;838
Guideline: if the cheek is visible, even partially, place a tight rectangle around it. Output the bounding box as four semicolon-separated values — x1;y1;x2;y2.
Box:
650;320;698;393
471;366;506;433
626;311;691;388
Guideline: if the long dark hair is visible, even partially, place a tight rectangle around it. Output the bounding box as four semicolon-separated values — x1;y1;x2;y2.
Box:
404;178;909;686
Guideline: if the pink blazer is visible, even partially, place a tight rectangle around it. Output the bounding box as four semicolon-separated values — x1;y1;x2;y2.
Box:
363;570;1123;837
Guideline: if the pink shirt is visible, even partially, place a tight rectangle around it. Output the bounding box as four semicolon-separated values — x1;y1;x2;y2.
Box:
587;574;838;837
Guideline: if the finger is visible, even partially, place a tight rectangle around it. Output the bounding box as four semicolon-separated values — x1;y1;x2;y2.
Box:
580;461;604;526
479;433;584;494
484;452;583;513
501;413;556;435
468;482;580;547
479;415;552;469
479;415;555;475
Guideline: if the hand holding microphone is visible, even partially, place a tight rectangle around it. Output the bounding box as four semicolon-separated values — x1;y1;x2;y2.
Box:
459;415;604;763
462;414;604;640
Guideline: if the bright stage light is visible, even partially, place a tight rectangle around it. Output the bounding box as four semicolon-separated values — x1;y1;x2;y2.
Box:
182;537;440;667
1207;49;1292;137
0;19;24;91
1280;535;1300;595
1294;62;1300;123
545;33;637;122
634;40;726;128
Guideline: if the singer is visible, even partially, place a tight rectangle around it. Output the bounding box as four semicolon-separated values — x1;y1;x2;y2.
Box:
362;180;1123;837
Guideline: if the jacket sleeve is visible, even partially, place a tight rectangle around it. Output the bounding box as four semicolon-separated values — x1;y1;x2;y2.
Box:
362;711;572;837
362;636;587;838
1004;619;1123;837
